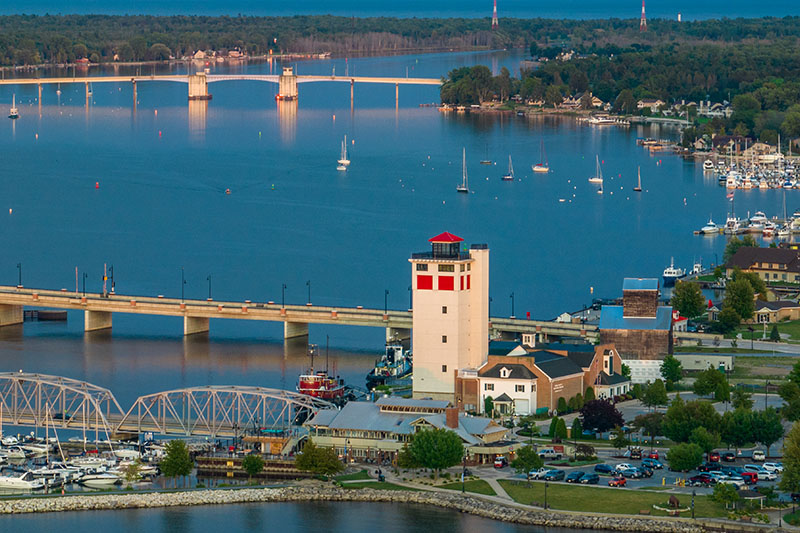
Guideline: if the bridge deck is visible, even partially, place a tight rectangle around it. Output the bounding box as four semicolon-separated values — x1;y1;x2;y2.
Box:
0;75;442;86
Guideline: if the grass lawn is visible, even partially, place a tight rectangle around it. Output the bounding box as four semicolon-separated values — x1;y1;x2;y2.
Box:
497;480;726;518
637;486;672;491
439;480;497;496
335;470;371;482
728;355;796;382
674;346;770;354
341;481;420;491
546;459;602;467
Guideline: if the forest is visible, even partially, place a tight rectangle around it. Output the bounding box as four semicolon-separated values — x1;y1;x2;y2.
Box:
3;14;800;66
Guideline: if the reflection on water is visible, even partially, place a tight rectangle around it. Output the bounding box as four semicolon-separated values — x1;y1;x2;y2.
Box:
188;99;208;136
277;99;297;144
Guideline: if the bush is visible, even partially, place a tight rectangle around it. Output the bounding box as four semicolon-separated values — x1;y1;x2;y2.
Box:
557;397;568;414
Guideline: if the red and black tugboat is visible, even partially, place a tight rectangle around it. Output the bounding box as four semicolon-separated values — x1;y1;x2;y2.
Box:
297;343;346;401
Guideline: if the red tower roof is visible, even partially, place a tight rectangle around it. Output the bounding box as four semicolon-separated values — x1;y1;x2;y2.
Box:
429;232;464;243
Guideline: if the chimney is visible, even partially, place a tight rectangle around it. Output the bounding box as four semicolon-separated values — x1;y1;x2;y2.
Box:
445;407;459;429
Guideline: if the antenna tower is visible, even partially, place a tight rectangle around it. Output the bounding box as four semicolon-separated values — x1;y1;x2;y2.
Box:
491;0;498;29
640;0;647;32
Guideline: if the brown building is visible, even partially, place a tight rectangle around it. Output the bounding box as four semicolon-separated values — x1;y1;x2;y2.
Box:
599;278;673;383
726;246;800;284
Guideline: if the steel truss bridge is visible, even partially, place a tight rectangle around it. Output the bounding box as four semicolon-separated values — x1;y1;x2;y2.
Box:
0;372;334;440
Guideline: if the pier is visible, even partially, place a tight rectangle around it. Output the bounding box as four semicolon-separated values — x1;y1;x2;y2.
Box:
0;285;598;343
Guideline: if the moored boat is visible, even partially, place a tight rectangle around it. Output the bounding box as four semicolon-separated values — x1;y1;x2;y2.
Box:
662;258;686;287
700;218;719;234
365;344;413;389
297;344;346;401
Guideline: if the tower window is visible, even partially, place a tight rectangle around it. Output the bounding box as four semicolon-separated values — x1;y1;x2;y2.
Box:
467;264;471;271
460;264;465;272
442;335;447;343
438;264;454;272
442;306;447;314
416;264;428;271
442;365;448;373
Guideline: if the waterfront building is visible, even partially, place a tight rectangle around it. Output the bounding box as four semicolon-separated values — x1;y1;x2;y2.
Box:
637;99;665;113
726;246;800;284
751;300;800;324
409;232;489;402
303;397;515;464
598;278;673;383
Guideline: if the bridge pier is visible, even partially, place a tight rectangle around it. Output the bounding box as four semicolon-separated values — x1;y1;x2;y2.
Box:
184;316;210;336
188;73;212;101
395;83;399;108
84;310;112;332
386;327;411;343
276;67;298;100
284;321;309;340
0;304;23;327
132;80;137;107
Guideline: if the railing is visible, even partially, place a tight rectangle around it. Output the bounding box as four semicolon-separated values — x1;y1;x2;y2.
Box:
410;251;472;260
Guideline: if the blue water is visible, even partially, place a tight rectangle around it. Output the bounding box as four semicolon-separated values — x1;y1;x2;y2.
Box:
3;0;799;19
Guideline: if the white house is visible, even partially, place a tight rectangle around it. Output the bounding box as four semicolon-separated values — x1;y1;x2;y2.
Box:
478;362;537;416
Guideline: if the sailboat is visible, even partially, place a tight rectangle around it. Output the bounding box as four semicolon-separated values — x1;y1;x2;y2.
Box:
588;155;603;183
502;155;515;181
337;135;350;171
8;94;18;119
479;144;491;165
457;148;469;193
532;140;550;173
633;166;642;192
778;188;792;239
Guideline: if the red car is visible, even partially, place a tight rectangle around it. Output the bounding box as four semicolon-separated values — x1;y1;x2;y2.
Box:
608;476;627;487
647;451;659;460
709;452;720;462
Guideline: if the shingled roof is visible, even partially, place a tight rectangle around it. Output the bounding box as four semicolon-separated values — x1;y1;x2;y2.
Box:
727;247;800;273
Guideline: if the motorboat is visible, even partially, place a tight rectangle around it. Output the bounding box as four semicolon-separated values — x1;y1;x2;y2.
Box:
662;258;686;287
778;225;792;239
78;472;122;487
703;160;715;171
297;344;346;401
0;471;45;491
750;211;768;225
366;344;413;389
456;147;469;193
724;216;741;235
3;446;28;460
700;218;719;234
763;222;776;238
633;166;642;192
689;261;703;276
1;435;18;446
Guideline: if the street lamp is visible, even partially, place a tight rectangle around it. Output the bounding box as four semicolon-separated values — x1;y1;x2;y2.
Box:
510;292;515;319
544;481;549;510
461;454;466;493
748;326;754;351
282;283;287;308
82;272;87;296
765;380;770;411
181;267;186;303
691;490;696;519
384;289;389;314
207;274;212;301
109;265;115;294
16;263;22;288
306;280;311;304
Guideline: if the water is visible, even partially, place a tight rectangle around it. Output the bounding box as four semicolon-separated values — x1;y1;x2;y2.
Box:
0;501;554;533
3;0;800;19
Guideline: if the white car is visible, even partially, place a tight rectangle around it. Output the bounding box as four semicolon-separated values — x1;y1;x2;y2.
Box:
763;463;784;473
743;464;762;473
528;467;550;480
752;450;766;461
718;476;745;489
757;469;777;481
615;463;634;472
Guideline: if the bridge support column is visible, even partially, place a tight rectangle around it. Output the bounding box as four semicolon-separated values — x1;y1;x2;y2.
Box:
188;73;212;101
277;67;298;100
386;327;411;343
0;304;23;327
132;80;137;107
38;84;42;105
184;316;210;336
284;321;309;340
84;310;112;332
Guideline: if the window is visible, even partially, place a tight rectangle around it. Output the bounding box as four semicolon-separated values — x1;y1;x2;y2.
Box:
442;365;448;373
442;335;447;343
467;264;471;271
416;264;428;271
460;264;465;272
442;306;447;314
417;275;433;290
438;264;454;272
774;273;779;279
515;385;525;392
783;274;788;280
438;276;454;291
484;383;494;391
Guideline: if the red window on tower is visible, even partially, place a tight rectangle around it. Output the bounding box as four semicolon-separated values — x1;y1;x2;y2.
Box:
417;275;433;290
460;277;464;290
467;275;471;289
438;276;454;291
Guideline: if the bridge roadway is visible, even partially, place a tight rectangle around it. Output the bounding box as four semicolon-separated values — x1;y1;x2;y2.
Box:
0;285;598;341
0;74;442;86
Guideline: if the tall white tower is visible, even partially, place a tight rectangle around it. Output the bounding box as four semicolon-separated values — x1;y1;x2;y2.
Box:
410;232;489;402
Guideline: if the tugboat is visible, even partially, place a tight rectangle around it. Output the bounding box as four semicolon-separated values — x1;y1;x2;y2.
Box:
365;344;413;390
297;344;346;401
662;257;686;287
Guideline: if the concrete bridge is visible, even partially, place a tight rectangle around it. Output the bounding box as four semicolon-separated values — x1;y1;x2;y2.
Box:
0;67;443;105
0;285;598;343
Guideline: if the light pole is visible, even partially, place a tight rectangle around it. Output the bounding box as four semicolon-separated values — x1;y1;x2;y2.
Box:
461;454;466;493
282;283;287;308
181;267;186;303
384;289;389;314
306;280;311;304
207;274;212;301
109;265;115;294
16;263;21;288
408;285;412;310
748;326;754;351
765;380;770;411
691;489;696;519
510;292;515;319
544;481;549;510
82;272;87;296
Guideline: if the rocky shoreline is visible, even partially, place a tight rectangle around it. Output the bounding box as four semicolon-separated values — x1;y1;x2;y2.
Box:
0;485;705;532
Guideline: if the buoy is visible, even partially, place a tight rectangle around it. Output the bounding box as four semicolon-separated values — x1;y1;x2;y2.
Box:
154;109;158;116
259;131;262;138
225;188;231;195
159;131;162;137
332;114;336;121
95;182;99;189
35;133;38;140
8;208;12;214
271;184;275;190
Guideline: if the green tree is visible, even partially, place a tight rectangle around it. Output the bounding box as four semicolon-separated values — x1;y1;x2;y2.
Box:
731;388;753;410
409;429;464;477
160;440;193;487
484;396;494;417
548;417;560;438
670;281;706;318
723;235;757;263
544;85;563;108
721;409;753;449
641;379;669;410
621;364;631;379
731;268;767;297
296;438;344;476
694;367;728;397
611;426;630;451
771;324;781;342
722;278;755;321
242;454;265;481
689;427;721;454
72;43;88;59
716;306;741;334
120;458;142;488
713;482;741;509
574;393;584;410
788;361;800;386
667;442;704;472
779;421;800;494
555;418;568;440
147;43;172;61
614;89;636;115
511;445;544;474
715;381;731;403
632;412;664;449
752;407;784;457
660;354;683;384
662;397;722;443
571;417;583;439
631;383;643;399
397;444;421;469
557;396;568;414
584;387;595;402
579;399;624;433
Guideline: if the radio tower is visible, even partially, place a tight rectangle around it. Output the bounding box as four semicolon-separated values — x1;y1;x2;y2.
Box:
491;0;498;29
639;0;647;32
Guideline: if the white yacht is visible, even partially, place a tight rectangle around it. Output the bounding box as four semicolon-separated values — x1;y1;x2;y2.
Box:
703;160;715;171
0;471;45;491
3;446;28;459
662;258;686;287
763;222;776;238
532;140;550;173
8;94;18;119
588;155;603;183
750;211;768;225
724;216;741;235
78;472;121;487
777;225;792;239
700;218;719;234
690;261;703;276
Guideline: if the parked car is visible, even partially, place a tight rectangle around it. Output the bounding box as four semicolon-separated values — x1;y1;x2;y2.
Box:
752;450;766;461
565;471;585;483
757;469;777;481
721;452;737;462
538;448;562;460
647;450;659;460
688;474;714;487
608;476;627;487
741;471;758;485
708;452;721;462
615;463;634;472
718;476;745;489
763;463;784;473
53;412;72;420
698;462;717;472
594;464;615;475
637;466;654;478
707;471;725;483
620;468;642;479
721;466;744;476
493;456;508;468
629;448;642;460
529;467;550;480
543;469;566;481
642;458;663;469
580;473;600;485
